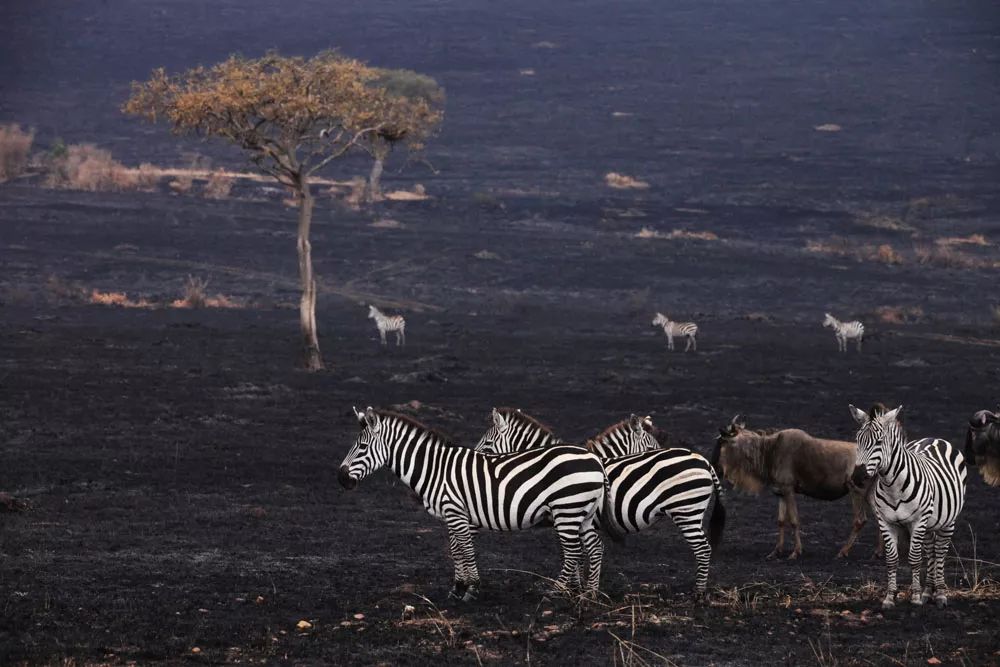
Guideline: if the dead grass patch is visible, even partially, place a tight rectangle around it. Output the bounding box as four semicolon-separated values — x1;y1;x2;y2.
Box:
0;123;34;181
636;227;718;241
384;183;429;201
871;305;925;324
806;238;902;265
853;213;915;233
606;172;649;190
370;219;404;229
914;245;982;270
935;234;988;247
170;276;242;309
814;123;842;132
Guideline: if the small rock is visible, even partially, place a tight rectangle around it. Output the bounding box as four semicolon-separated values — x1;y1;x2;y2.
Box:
255;595;265;605
927;659;942;665
191;647;201;654
353;613;365;620
296;620;312;630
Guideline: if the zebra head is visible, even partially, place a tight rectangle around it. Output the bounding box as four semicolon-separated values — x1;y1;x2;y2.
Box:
367;305;378;319
475;407;514;454
589;414;660;458
339;406;391;489
652;313;668;328
822;313;836;328
850;403;904;484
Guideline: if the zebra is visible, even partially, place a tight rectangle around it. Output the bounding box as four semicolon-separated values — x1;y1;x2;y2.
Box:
476;409;726;596
849;403;967;609
339;407;610;600
823;313;864;353
368;304;405;346
652;312;698;352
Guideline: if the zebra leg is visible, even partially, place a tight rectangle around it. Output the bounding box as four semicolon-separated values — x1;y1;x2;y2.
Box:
669;511;712;597
580;522;604;595
399;328;406;346
379;329;387;345
930;524;955;607
667;334;675;351
684;336;692;352
445;516;480;601
767;495;788;559
691;335;697;351
880;519;902;609
907;518;929;605
857;336;863;353
552;518;584;594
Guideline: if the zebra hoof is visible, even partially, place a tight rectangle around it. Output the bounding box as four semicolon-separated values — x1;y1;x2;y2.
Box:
910;594;925;606
881;597;895;610
934;595;948;608
920;589;933;605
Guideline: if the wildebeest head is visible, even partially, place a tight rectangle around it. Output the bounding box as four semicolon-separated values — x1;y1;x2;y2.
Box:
711;414;747;470
966;408;1000;485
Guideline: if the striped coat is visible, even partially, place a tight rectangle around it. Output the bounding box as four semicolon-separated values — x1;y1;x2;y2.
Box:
340;408;608;600
477;409;725;595
850;404;966;609
652;312;698;352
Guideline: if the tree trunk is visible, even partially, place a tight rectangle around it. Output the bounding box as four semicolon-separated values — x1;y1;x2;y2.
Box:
296;176;323;371
366;141;389;204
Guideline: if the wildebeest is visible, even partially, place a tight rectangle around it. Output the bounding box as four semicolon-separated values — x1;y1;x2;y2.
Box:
711;415;880;560
966;407;1000;486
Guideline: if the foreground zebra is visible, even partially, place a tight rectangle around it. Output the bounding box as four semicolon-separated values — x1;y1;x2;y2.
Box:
368;305;406;346
823;313;864;353
477;408;725;596
339;407;609;600
652;313;698;352
850;404;967;609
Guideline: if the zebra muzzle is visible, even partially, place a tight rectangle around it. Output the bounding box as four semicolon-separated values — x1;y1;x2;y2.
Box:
338;466;358;490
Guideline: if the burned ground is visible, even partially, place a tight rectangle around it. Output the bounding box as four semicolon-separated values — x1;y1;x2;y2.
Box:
2;0;1000;664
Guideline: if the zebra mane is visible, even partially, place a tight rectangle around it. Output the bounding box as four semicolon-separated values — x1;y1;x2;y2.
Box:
371;409;459;446
587;418;634;448
495;407;556;435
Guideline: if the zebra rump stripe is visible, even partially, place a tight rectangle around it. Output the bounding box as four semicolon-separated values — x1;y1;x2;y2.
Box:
850;403;966;609
340;407;608;600
476;409;725;595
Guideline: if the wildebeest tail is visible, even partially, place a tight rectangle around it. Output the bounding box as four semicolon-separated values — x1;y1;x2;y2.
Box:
707;463;726;551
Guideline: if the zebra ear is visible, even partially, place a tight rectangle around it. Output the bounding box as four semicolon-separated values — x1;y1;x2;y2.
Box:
492;408;508;429
363;407;379;429
628;414;644;432
883;405;903;423
849;404;868;425
352;406;365;422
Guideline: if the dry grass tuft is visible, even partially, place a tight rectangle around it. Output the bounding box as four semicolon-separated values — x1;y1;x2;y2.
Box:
914;245;980;270
606;172;649;190
806;238;902;265
46;144;147;192
203;169;233;199
89;290;153;308
169;173;194;194
0;123;34;181
875;244;903;265
872;305;924;324
853;213;915;233
170;275;242;309
370;218;404;229
814;123;842;132
936;234;988;247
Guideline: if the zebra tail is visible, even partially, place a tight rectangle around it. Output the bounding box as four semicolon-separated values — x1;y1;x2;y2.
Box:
599;478;626;544
707;465;726;551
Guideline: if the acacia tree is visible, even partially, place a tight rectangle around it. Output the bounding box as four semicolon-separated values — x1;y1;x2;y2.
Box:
360;68;444;203
124;52;437;370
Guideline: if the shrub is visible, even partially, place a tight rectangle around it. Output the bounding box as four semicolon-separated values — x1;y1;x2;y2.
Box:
46;144;139;191
875;244;903;265
169;173;193;194
0;124;34;181
179;275;208;308
203;170;233;199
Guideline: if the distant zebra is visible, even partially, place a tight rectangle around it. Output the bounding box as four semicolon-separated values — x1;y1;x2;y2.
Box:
850;403;967;609
368;305;405;346
340;407;609;600
823;313;864;353
652;313;698;352
476;409;726;596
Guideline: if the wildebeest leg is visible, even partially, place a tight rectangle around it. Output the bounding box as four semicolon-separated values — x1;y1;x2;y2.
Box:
767;495;788;559
785;494;802;560
837;489;868;558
